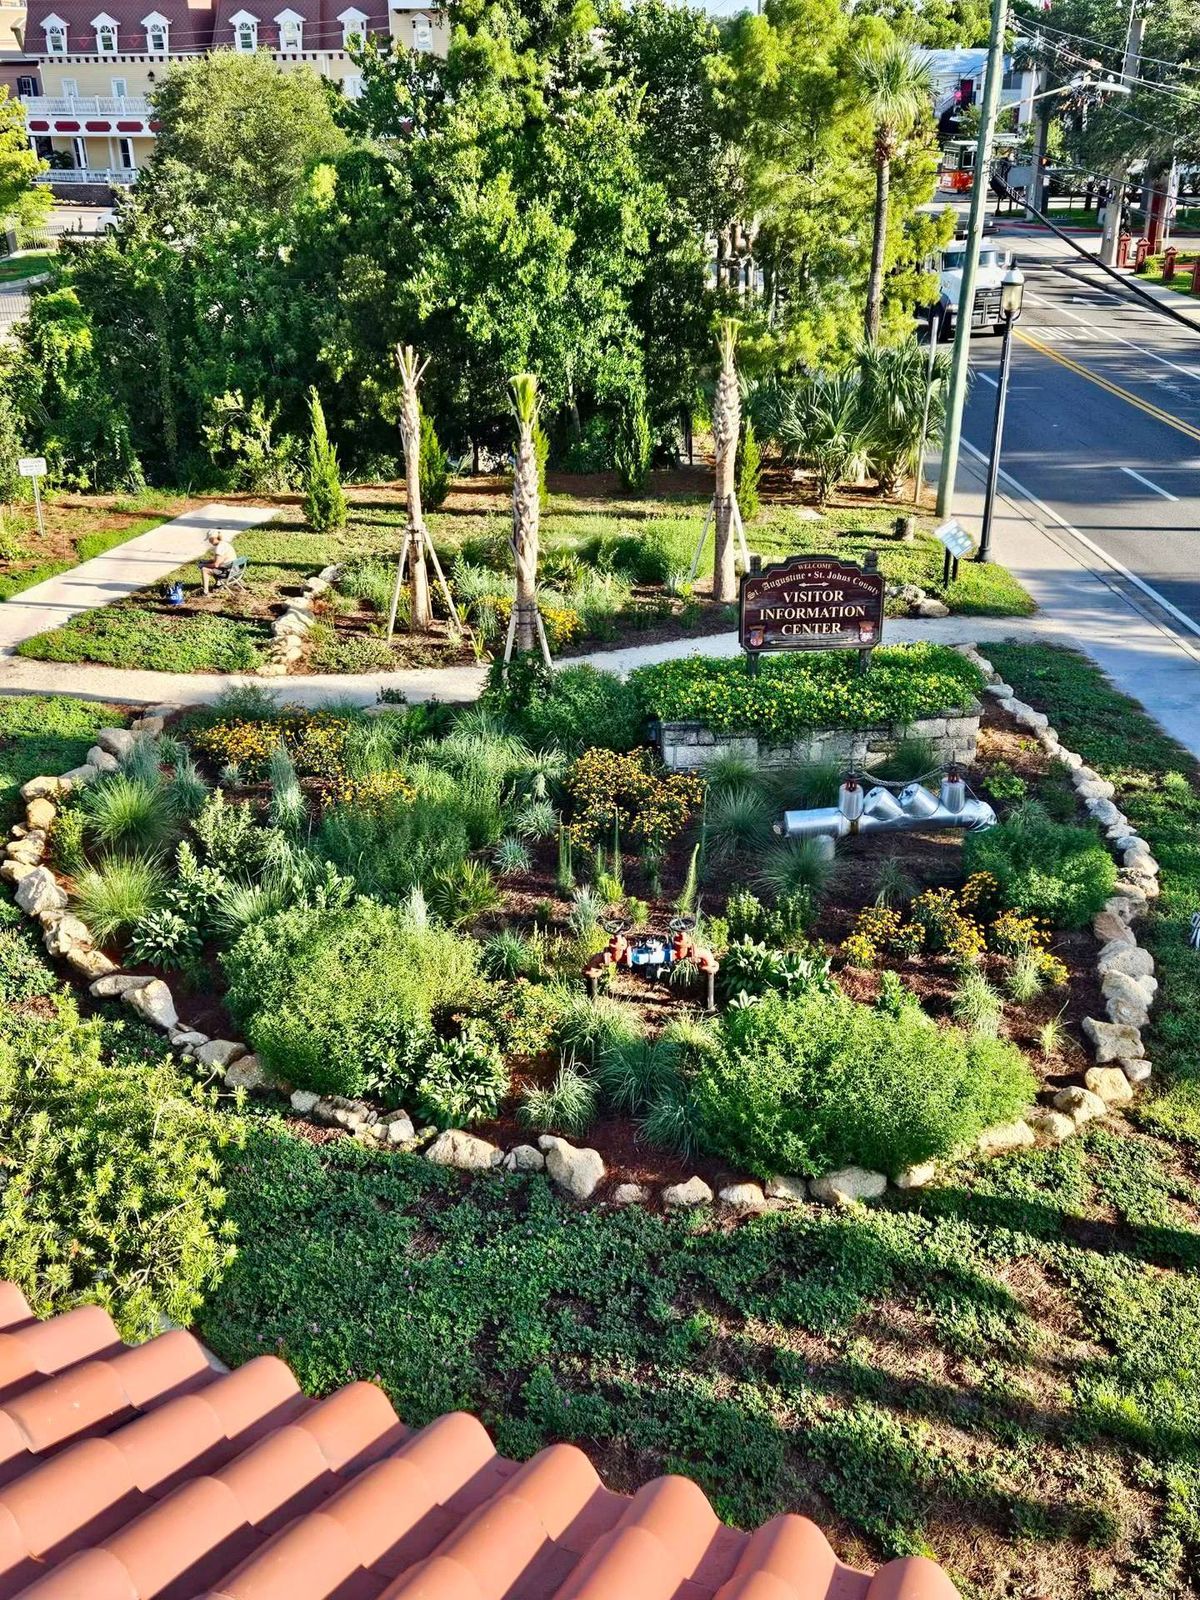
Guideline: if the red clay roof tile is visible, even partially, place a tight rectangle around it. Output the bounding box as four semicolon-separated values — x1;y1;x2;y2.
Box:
0;1287;960;1600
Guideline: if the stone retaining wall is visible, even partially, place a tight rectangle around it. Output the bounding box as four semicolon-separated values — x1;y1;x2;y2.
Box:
659;703;982;774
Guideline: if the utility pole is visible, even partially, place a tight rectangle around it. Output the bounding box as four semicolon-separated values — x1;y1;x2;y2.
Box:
1099;0;1146;266
936;0;1008;519
1029;35;1050;216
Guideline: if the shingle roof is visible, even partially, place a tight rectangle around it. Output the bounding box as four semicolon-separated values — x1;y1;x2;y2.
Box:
24;0;220;54
0;1281;960;1600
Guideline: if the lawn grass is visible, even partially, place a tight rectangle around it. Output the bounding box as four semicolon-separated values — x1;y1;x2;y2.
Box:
0;514;172;601
201;1115;1200;1597
16;607;270;673
0;251;52;283
989;644;1200;1145
0;694;126;823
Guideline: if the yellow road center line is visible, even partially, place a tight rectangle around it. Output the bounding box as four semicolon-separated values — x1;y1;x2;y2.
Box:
1014;328;1200;445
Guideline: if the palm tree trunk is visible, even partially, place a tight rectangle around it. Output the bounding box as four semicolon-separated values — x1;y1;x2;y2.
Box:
711;321;740;605
396;345;431;632
865;154;890;342
513;431;539;653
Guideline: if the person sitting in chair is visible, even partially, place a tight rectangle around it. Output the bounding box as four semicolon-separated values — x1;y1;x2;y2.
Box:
199;530;239;595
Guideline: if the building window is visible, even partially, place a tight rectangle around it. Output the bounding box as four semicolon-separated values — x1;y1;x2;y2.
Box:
60;76;78;96
412;14;432;51
16;75;35;97
71;135;86;169
231;11;259;49
343;73;363;98
93;13;119;53
118;136;134;169
43;18;68;54
143;12;169;52
275;10;303;50
111;76;127;97
339;7;368;48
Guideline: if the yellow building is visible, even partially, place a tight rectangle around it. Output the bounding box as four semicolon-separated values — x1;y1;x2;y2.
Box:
21;0;446;188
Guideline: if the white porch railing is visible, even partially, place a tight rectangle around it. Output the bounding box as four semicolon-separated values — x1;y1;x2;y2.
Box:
35;167;139;186
24;95;152;117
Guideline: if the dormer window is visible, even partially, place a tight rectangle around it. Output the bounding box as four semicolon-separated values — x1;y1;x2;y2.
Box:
143;11;169;52
92;12;118;52
230;9;258;49
338;6;368;48
41;14;68;53
412;13;432;51
275;8;302;50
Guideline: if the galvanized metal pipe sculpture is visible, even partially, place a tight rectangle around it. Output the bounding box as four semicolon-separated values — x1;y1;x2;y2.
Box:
779;768;996;855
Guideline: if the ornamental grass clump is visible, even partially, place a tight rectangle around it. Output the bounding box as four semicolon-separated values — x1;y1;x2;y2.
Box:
631;644;983;743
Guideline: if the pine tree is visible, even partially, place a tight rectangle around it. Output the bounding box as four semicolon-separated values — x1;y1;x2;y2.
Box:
302;387;346;533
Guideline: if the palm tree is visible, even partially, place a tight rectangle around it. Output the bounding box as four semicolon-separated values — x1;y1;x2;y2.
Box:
391;344;432;636
510;372;541;657
853;40;931;342
711;319;740;604
857;337;951;493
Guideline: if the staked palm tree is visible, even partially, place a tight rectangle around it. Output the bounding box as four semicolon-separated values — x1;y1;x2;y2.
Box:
711;318;741;604
509;372;541;657
391;344;432;635
853;40;932;342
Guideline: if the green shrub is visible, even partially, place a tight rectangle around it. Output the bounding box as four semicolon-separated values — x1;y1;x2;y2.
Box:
737;416;762;519
302;387;347;533
127;908;203;974
631;646;983;743
613;388;652;493
306;627;396;675
718;938;832;1003
490;978;574;1057
483;659;644;754
963;802;1116;930
316;792;471;898
222;897;481;1099
428;858;501;926
418;410;451;511
415;1026;508;1127
689;988;1035;1179
0;926;58;1002
73;855;166;944
0;996;240;1339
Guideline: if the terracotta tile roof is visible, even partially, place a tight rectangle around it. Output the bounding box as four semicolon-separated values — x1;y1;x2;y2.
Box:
0;1284;960;1600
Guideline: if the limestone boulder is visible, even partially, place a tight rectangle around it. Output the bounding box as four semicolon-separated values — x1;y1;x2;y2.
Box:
1092;913;1134;948
1084;1066;1135;1108
765;1175;808;1203
1082;1017;1144;1062
894;1162;938;1190
123;979;178;1030
662;1176;713;1208
290;1089;320;1116
381;1111;416;1145
15;868;66;918
65;945;117;980
225;1056;269;1093
1096;944;1155;982
95;728;137;760
42;914;93;957
501;1144;546;1173
1053;1086;1108;1127
1086;799;1122;828
90;973;152;998
1120;1057;1152;1085
85;747;120;774
131;715;165;734
0;860;38;886
809;1166;887;1206
426;1129;503;1171
718;1182;767;1211
58;764;100;787
25;797;56;832
977;1120;1036;1156
195;1039;246;1070
1026;1109;1076;1143
538;1136;605;1199
19;775;69;801
611;1183;649;1206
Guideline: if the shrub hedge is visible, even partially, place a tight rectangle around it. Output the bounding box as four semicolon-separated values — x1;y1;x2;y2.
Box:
631;644;983;742
690;988;1035;1178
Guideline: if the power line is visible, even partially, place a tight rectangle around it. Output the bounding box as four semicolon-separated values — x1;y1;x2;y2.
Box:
1012;10;1200;79
1012;27;1199;101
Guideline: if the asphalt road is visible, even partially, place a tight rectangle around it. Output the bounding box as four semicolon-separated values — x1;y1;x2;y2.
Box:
958;229;1200;640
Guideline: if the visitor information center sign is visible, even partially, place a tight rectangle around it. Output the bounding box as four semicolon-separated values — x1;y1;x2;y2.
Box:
739;555;886;655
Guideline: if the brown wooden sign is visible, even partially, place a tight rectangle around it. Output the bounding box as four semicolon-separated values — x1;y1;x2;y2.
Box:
739;555;885;654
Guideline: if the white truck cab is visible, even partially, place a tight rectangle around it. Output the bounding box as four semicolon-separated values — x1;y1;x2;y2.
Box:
936;243;1015;340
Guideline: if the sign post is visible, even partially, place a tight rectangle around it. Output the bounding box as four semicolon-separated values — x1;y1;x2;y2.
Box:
933;518;974;586
17;457;47;541
738;553;886;675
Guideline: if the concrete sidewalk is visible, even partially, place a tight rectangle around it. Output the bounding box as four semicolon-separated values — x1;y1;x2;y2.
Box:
0;502;278;653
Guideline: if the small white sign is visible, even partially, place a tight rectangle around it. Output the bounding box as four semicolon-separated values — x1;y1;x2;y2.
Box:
17;457;46;478
934;519;974;558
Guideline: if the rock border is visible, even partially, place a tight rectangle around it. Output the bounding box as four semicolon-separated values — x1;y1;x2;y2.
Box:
4;661;1160;1215
257;564;342;678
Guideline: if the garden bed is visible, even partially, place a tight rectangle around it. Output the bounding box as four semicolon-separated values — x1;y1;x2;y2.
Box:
0;490;187;602
12;476;1034;676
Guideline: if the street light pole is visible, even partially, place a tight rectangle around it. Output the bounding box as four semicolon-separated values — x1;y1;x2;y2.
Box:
976;263;1024;562
935;0;1008;519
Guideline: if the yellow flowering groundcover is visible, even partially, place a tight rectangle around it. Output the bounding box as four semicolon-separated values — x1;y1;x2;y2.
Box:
631;644;984;742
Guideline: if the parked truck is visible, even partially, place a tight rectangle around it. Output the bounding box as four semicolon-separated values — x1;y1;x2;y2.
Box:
935;242;1016;340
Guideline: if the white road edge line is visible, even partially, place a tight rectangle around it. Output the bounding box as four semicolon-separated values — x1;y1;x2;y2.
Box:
1025;290;1200;385
1120;466;1179;502
974;371;999;388
959;438;1200;650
